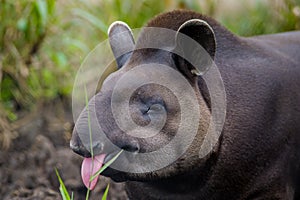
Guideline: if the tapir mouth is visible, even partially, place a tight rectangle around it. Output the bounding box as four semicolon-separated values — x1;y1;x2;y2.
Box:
81;154;106;190
81;150;124;190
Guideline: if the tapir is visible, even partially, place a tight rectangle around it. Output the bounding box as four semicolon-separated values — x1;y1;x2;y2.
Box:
70;10;300;199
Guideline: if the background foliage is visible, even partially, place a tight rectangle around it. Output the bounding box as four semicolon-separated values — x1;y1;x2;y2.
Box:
0;0;300;148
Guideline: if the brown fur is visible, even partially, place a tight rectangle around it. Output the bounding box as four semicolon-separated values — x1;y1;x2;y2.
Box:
71;10;300;199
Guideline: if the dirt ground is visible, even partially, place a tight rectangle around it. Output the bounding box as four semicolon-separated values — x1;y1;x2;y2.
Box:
0;100;127;200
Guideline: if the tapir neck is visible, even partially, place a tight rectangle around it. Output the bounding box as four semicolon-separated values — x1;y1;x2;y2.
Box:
125;154;218;200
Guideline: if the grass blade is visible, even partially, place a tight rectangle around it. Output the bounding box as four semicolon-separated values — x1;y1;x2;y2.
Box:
84;83;93;158
102;184;110;200
90;150;123;181
72;8;108;34
35;0;48;27
84;83;93;200
55;168;71;200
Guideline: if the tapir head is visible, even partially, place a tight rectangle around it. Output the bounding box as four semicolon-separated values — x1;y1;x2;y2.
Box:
70;16;217;187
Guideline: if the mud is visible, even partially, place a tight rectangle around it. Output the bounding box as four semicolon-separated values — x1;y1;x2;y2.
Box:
0;100;127;200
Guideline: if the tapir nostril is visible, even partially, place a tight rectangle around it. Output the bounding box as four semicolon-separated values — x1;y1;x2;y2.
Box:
70;130;105;157
70;132;92;157
70;141;92;158
120;141;140;153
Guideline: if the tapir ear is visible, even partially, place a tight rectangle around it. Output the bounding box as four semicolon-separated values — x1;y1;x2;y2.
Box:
175;19;216;76
108;21;135;68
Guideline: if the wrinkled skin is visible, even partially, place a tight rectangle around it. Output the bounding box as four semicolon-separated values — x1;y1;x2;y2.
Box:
71;10;300;200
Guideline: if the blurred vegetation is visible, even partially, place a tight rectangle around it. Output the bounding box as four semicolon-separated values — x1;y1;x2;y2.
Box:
0;0;299;148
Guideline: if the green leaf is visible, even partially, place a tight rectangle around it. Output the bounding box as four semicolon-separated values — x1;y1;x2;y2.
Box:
35;0;48;27
55;168;71;200
7;110;17;121
63;38;90;53
47;0;56;15
53;52;68;68
90;150;123;181
17;18;28;32
72;8;108;34
102;184;110;200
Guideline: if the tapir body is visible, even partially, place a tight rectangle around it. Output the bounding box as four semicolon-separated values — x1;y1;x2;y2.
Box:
71;10;300;199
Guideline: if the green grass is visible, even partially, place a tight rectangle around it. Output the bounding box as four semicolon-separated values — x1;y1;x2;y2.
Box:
55;83;123;199
220;0;300;36
55;168;74;200
90;150;124;181
55;150;123;200
84;83;93;200
102;184;110;200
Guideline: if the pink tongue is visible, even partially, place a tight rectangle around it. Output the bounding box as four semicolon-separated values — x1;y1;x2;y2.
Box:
81;154;106;190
